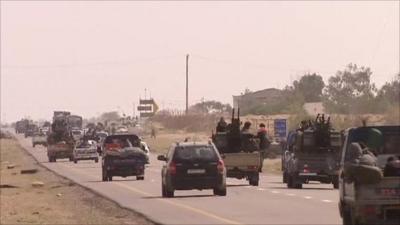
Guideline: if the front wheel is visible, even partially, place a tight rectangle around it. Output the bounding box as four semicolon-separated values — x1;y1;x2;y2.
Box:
94;158;99;163
137;176;144;180
249;173;259;186
213;186;227;196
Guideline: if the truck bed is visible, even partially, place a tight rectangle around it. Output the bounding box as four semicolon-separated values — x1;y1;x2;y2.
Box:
222;152;261;170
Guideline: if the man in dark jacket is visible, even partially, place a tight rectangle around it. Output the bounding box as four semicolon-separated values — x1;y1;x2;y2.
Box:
256;123;270;172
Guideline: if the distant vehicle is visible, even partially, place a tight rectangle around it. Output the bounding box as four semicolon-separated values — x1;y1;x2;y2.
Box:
73;140;99;163
339;126;400;225
140;141;150;164
25;124;39;138
41;126;50;134
32;132;47;147
71;129;83;141
47;141;74;162
15;119;29;134
101;134;147;181
282;114;342;189
115;126;128;134
157;141;227;198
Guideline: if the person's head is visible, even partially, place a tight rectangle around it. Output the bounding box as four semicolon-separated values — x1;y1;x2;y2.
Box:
220;117;225;122
244;121;251;128
259;123;265;128
387;156;395;163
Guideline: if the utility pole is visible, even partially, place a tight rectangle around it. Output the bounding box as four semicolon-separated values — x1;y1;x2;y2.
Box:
185;54;189;114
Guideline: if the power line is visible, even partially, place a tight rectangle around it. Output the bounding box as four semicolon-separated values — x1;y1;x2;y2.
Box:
2;55;182;69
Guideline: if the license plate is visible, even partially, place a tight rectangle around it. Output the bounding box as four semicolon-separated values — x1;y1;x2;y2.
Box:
187;169;206;174
299;172;317;176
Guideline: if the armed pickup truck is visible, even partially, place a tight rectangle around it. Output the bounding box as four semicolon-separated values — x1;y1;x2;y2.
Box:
339;126;400;225
212;109;262;186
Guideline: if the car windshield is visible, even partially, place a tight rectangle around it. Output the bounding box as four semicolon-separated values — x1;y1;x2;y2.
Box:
77;141;93;148
72;131;82;135
173;145;218;162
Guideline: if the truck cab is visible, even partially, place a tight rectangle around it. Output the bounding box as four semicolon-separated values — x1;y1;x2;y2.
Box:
339;126;400;225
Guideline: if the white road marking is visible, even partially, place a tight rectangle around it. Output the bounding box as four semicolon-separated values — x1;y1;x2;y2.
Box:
322;200;332;203
257;188;266;191
285;193;295;196
304;196;312;199
271;191;280;194
151;179;155;182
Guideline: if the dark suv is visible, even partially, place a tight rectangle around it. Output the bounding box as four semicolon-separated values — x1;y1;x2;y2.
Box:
101;134;147;181
157;142;227;198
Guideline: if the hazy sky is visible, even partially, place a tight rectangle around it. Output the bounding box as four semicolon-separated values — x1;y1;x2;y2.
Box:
1;1;399;123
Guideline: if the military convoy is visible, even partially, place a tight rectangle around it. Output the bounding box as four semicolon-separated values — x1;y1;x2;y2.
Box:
13;109;399;225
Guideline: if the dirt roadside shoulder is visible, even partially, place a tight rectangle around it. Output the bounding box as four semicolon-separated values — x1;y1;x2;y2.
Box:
0;134;155;225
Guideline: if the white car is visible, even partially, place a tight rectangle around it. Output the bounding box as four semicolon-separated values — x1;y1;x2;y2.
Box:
73;140;99;163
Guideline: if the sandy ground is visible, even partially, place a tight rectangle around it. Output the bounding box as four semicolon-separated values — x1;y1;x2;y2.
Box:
0;135;154;225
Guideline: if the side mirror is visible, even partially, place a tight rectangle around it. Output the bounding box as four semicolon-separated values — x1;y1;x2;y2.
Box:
157;155;167;161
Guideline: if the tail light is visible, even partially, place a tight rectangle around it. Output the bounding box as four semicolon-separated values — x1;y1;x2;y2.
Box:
105;143;121;151
303;164;310;173
361;205;378;216
169;161;177;175
248;165;258;171
217;160;225;174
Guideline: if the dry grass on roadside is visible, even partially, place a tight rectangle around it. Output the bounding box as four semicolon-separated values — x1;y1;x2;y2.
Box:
0;137;153;225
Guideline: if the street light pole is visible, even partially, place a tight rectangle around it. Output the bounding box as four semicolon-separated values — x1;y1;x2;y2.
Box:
186;54;189;114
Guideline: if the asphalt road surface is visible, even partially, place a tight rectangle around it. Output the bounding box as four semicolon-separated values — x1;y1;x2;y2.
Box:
14;134;341;225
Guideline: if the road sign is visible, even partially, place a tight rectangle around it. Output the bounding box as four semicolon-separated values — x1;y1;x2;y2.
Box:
139;99;154;105
274;119;287;138
140;112;155;117
137;105;152;111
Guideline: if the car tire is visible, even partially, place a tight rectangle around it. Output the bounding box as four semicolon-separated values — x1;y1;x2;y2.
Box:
69;157;73;162
74;159;78;164
94;158;99;163
333;180;339;189
342;208;352;225
102;168;108;182
48;157;52;163
213;186;227;196
283;171;288;183
287;174;293;188
163;184;174;198
249;173;259;186
137;176;144;180
33;143;36;148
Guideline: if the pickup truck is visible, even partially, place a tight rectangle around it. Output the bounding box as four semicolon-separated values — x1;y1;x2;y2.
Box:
32;133;47;147
339;126;400;225
212;109;262;186
47;141;74;162
101;134;147;181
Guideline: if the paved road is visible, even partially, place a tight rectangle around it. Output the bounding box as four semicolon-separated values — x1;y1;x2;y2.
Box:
15;134;341;225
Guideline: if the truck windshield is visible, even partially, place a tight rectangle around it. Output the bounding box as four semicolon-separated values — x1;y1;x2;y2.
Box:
173;146;218;162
